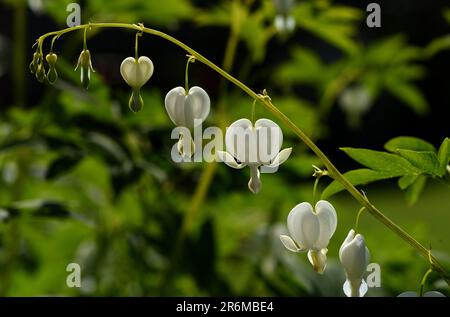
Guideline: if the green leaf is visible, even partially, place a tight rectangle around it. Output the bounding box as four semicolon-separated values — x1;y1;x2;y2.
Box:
396;149;442;176
437;137;450;174
385;136;436;153
405;175;427;206
384;81;428;115
398;174;419;190
322;168;395;199
424;35;450;57
341;147;421;175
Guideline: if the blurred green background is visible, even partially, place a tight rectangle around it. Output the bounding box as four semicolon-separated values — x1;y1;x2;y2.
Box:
0;0;449;296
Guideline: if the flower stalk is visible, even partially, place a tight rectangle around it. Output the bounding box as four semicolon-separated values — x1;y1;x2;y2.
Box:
34;23;450;285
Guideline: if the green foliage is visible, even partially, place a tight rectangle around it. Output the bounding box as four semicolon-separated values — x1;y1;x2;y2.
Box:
292;2;362;55
323;137;450;204
276;35;429;116
43;0;194;26
1;0;449;297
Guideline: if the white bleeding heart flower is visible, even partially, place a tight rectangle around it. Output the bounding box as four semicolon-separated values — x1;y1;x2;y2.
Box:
280;200;337;273
165;86;210;158
165;86;210;128
75;49;94;89
398;291;446;297
120;56;154;112
273;0;296;33
216;118;292;194
274;15;296;33
339;229;370;297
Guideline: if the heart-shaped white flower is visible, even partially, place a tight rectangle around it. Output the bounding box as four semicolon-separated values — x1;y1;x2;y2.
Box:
165;86;210;129
216;118;291;193
280;200;337;273
120;56;154;89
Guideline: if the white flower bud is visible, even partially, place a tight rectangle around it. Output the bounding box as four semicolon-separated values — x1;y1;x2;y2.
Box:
339;229;370;297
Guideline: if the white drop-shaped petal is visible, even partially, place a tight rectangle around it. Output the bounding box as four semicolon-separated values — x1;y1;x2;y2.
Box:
339;230;370;283
120;56;154;88
280;235;302;252
287;202;319;249
216;151;246;169
254;119;283;164
225;118;256;165
248;165;261;194
165;86;210;128
307;249;328;274
343;279;368;297
266;147;292;168
314;200;338;249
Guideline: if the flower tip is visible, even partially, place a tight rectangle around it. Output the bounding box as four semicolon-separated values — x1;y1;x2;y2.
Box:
129;90;144;113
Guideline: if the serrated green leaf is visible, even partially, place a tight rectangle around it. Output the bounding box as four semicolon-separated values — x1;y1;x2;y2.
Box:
398;174;419;190
396;149;442;176
322;168;396;199
438;137;450;174
385;136;436;153
405;175;427;206
341;147;421;175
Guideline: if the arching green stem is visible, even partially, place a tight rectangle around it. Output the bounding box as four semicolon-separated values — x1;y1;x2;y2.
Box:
35;23;450;285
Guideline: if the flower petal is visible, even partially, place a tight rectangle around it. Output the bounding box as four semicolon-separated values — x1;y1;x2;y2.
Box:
287;202;319;249
165;87;187;126
266;147;292;168
184;86;210;128
226;118;255;164
255;119;283;164
397;291;419;297
248;165;261;194
307;249;328;274
339;233;369;282
343;279;368;297
314;200;337;249
216;151;246;169
120;56;153;88
279;235;301;253
339;229;355;259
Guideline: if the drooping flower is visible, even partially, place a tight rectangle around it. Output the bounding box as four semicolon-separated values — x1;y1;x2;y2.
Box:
339;229;370;297
339;85;373;128
29;51;41;74
217;118;291;194
165;86;210;128
120;56;154;112
164;86;210;158
273;0;296;33
280;200;337;273
75;49;95;89
46;53;58;84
